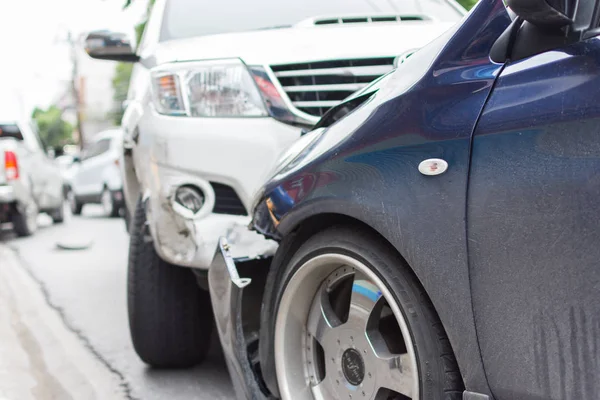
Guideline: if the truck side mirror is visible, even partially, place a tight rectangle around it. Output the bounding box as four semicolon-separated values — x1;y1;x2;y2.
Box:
84;30;140;63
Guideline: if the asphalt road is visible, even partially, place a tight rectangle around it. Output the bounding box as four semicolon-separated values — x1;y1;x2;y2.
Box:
0;205;234;400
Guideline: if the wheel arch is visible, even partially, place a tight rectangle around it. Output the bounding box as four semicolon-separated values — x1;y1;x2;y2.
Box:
260;200;489;396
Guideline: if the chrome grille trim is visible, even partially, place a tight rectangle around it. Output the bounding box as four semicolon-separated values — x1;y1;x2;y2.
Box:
270;57;395;118
292;100;340;108
283;83;369;92
273;65;392;78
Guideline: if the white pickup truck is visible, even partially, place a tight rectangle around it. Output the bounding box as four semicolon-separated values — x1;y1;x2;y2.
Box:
85;0;465;370
0;115;65;236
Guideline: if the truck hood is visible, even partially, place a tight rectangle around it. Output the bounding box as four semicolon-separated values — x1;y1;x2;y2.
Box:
152;22;456;66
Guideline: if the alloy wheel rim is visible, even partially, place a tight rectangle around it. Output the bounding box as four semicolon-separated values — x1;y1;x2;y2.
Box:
275;253;419;400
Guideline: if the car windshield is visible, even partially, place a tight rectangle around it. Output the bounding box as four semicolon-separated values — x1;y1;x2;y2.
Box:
160;0;465;42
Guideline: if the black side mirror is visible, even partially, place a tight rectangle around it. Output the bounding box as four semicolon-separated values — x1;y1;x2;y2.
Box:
491;0;596;63
85;30;140;63
73;156;81;163
506;0;573;29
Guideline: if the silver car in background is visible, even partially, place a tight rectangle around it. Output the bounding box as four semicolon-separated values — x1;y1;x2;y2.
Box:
0;115;64;236
67;128;124;217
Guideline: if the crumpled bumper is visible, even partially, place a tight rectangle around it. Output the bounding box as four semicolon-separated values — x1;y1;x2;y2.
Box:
145;177;277;270
208;237;274;400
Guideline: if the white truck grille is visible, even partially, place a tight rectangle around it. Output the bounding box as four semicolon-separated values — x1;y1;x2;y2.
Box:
270;57;395;118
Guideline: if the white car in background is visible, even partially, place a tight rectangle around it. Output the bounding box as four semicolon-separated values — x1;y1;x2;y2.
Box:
85;0;465;368
67;128;124;217
0;116;64;236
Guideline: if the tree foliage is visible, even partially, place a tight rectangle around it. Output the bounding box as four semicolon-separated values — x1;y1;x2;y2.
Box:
111;0;155;124
32;106;74;149
457;0;479;10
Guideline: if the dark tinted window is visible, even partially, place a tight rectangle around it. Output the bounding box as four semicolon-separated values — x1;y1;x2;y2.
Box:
0;124;23;141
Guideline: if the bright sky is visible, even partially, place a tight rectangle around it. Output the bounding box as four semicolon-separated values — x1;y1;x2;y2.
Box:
0;0;147;113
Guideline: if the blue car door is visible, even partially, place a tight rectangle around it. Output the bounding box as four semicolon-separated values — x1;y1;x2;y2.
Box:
467;35;600;398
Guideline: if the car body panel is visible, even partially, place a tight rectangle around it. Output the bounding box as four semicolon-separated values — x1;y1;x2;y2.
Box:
251;0;510;395
468;37;600;400
136;104;294;268
151;22;456;67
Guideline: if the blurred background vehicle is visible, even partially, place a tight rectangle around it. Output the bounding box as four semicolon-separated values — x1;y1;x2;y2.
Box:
66;128;124;217
85;0;465;367
0;106;65;236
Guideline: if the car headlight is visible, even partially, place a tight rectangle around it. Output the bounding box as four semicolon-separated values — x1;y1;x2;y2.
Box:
151;59;268;117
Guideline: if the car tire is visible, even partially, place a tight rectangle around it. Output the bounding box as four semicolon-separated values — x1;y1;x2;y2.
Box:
12;206;38;237
101;187;120;218
68;189;83;215
50;203;65;224
127;197;212;368
260;225;463;400
124;204;131;234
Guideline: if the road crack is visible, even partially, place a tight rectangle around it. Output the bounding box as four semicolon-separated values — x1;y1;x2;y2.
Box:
8;244;138;400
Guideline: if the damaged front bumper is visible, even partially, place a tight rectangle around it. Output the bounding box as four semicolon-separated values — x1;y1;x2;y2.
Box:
145;180;276;269
208;237;274;400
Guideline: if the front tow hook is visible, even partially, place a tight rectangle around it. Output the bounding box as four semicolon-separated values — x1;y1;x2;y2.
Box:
208;237;271;400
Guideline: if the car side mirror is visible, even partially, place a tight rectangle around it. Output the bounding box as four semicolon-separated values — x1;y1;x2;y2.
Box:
84;30;140;63
73;156;81;163
491;0;596;63
506;0;574;29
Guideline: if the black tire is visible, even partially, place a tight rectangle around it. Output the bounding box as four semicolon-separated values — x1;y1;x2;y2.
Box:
124;203;132;234
50;203;65;224
101;187;120;218
127;197;212;368
260;225;463;399
68;190;83;215
12;209;37;237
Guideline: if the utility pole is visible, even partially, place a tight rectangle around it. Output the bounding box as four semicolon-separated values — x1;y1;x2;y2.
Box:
67;31;86;149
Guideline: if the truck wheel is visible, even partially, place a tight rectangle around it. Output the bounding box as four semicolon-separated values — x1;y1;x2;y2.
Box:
68;189;83;215
12;205;38;237
50;203;65;224
127;197;212;368
260;226;463;400
124;204;131;234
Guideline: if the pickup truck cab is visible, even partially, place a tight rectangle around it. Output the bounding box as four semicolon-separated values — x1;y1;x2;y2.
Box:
0;114;64;236
85;0;465;369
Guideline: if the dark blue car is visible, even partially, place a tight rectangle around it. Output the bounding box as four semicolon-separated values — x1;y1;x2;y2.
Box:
209;0;600;399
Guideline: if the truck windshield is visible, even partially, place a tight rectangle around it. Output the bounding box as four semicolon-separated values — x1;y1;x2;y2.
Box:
160;0;465;42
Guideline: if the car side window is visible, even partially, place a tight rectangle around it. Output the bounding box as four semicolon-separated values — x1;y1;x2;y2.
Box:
82;139;111;161
96;139;111;155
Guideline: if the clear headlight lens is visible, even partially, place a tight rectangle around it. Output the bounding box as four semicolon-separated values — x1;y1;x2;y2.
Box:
151;59;267;117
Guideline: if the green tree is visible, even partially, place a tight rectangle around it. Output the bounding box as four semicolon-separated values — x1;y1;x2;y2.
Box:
110;0;155;124
32;106;74;150
457;0;479;10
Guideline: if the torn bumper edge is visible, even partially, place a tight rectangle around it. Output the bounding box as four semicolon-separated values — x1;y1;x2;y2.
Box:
208;237;273;400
